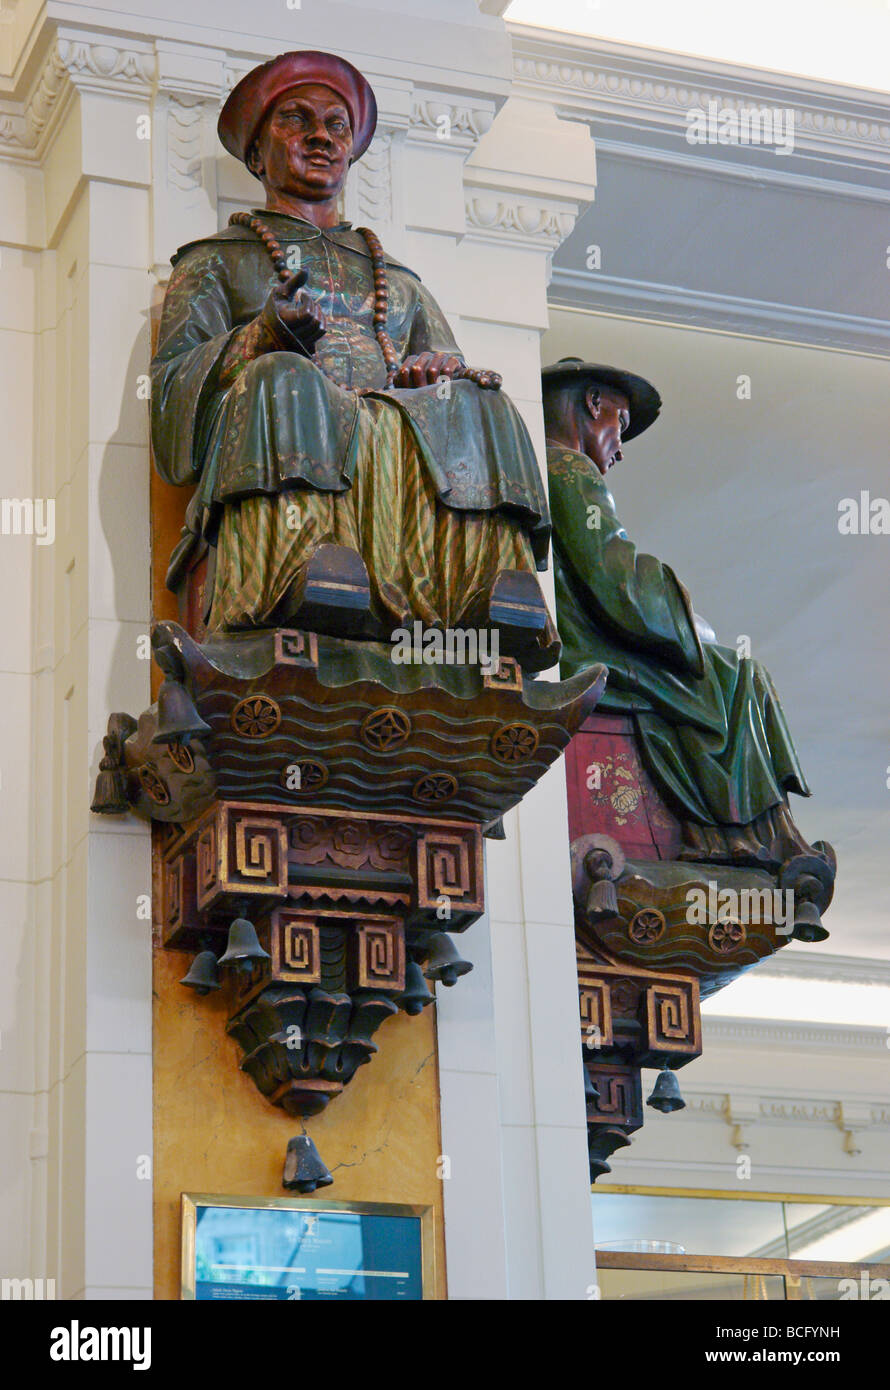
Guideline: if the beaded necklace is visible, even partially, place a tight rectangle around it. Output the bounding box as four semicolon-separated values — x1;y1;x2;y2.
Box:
229;211;501;391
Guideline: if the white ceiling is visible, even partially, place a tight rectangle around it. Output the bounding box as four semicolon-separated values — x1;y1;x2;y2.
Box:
506;0;890;92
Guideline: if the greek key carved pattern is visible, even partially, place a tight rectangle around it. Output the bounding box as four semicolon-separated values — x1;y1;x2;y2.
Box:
482;657;523;692
645;980;701;1056
416;829;483;912
195;821;218;910
164;858;182;932
274;629;319;667
228;815;288;894
354;919;405;992
235;820;273;879
271;909;322;984
586;1064;643;1128
579;979;613;1049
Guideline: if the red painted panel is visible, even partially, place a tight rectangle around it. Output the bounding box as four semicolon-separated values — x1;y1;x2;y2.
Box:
565;714;682;861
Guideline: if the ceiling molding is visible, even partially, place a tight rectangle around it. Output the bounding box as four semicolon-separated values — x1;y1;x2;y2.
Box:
510;25;890;180
604;1154;890;1185
701;1017;890;1052
593;134;890;204
755;951;890;987
518;29;890;353
548;268;890;357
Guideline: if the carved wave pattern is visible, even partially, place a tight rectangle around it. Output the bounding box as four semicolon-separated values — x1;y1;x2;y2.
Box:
595;888;780;997
197;686;571;823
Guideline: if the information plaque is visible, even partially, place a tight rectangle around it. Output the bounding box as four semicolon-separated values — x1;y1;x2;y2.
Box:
181;1194;433;1300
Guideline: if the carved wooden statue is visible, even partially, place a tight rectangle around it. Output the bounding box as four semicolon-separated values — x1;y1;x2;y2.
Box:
542;357;836;1178
92;54;607;1177
151;49;559;671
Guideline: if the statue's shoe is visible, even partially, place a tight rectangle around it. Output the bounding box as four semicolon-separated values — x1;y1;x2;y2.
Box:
278;544;373;638
467;569;562;673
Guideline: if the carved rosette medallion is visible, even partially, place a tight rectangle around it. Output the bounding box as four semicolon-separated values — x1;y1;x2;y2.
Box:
138;763;170;805
490;721;539;763
627;907;666;944
412;772;458;803
360;707;412;751
167;741;195;773
231;694;282;738
708;919;747;953
279;758;329;794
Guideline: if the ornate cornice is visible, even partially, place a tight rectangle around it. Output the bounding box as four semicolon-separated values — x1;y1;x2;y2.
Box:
682;1087;890;1134
409;94;495;151
703;1017;890;1051
0;32;154;158
510;26;890;174
55;37;154;94
463;189;577;249
756;950;890;987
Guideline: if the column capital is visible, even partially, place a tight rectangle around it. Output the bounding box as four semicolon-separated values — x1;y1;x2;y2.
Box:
463;95;596;255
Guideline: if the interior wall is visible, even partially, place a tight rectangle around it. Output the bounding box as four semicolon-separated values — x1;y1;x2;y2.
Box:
152;950;448;1300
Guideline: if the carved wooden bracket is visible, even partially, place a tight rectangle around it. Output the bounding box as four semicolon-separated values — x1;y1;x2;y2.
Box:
567;712;830;1181
94;622;607;1121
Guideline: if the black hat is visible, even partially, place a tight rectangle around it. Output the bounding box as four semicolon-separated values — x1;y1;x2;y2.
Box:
541;357;661;442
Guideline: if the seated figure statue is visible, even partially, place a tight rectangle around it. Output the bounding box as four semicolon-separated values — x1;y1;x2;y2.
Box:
151;49;559;671
542;356;834;876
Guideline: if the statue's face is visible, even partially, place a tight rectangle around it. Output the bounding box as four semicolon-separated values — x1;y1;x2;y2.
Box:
583;385;631;476
249;83;354;200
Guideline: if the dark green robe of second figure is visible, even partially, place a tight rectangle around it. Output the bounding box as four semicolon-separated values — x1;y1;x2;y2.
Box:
547;445;810;828
151;212;551;603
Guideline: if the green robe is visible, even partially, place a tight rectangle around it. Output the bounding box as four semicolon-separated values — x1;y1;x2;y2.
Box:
547;445;810;826
151;212;550;587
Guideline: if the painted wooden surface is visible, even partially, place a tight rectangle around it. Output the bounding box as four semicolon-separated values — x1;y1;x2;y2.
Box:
565;713;682;860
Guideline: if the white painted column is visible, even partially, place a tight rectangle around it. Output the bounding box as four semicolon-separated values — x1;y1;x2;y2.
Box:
428;95;600;1298
0;28;157;1297
0;195;43;1299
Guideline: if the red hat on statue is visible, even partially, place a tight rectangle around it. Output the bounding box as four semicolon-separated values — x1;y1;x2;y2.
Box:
218;49;378;165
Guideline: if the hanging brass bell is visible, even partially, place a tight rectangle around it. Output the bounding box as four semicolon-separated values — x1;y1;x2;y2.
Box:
151;678;211;746
218;918;271;975
423;933;473;987
792;900;830;943
91;713;137;814
396;959;433;1015
282;1134;333;1193
586;877;618;922
646;1063;686;1113
180;950;221;995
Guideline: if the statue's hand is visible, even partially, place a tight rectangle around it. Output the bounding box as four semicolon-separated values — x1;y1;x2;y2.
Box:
265;269;326;354
392;351;463;388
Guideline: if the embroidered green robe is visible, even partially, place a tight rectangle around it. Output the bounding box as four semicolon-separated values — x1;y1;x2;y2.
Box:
151;212;551;606
547;445;810;826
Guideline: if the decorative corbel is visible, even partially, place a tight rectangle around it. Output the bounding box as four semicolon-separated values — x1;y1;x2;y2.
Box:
726;1092;761;1152
838;1101;872;1158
